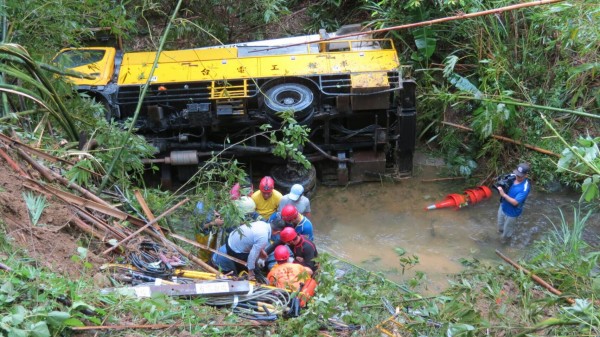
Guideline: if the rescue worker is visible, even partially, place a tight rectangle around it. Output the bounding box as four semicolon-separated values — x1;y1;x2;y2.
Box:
211;197;271;280
281;204;314;241
278;184;312;219
263;227;319;273
251;176;282;219
194;201;225;261
267;245;317;307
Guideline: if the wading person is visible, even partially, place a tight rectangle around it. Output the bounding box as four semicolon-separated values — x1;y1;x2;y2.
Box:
496;163;531;241
251;176;282;219
278;184;312;219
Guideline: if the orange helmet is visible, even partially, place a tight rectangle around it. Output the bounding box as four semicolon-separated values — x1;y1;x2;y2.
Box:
281;204;298;222
280;227;298;243
259;176;275;193
274;245;290;262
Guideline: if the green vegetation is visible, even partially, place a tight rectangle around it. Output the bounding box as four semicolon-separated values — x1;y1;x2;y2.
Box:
0;0;598;336
2;208;598;336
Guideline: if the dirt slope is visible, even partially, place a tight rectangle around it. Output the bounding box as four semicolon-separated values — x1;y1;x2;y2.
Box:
0;157;108;277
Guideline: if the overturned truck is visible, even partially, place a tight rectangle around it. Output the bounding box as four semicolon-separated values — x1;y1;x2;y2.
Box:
55;25;417;188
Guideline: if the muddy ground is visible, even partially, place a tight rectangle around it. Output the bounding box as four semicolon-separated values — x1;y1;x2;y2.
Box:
0;157;108;277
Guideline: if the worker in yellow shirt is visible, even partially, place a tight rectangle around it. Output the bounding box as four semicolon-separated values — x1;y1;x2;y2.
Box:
251;176;282;219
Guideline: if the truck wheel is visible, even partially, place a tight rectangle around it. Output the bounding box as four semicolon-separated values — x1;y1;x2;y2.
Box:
270;164;317;198
264;83;314;121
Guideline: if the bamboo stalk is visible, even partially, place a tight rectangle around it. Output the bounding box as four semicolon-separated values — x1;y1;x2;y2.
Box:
15;147;110;205
74;208;128;240
256;0;566;52
0;133;101;178
421;176;473;182
142;230;219;274
442;121;560;157
171;233;248;266
133;189;164;235
0;262;11;271
71;321;269;331
69;217;107;242
0;146;30;178
495;250;575;305
102;198;189;255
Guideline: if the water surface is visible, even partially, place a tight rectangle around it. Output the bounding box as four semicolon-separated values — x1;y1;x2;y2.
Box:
311;162;599;293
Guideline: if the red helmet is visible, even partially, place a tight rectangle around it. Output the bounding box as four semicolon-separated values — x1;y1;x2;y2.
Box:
274;245;290;262
259;176;275;193
281;204;298;222
280;227;297;243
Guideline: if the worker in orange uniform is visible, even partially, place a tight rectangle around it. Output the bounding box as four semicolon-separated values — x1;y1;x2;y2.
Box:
251;176;282;219
267;245;317;307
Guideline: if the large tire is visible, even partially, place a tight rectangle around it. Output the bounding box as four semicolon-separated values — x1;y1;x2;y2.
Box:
270;164;317;198
264;83;314;122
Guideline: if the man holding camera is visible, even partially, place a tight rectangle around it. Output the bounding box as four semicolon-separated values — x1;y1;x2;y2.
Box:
496;163;531;241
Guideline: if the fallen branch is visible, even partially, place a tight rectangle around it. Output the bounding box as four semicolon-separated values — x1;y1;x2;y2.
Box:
0;262;12;271
102;198;189;255
171;233;248;266
71;321;270;331
133;189;165;235
496;250;575;305
0;133;101;178
143;230;219;274
74;208;129;240
442;121;560;158
0;146;30;178
69;217;108;242
421;176;476;182
15;147;115;206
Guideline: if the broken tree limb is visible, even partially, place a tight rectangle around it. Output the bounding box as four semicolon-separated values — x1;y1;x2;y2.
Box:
171;233;248;266
102;198;189;255
495;250;575;305
0;133;102;178
70;321;269;331
69;216;107;242
258;0;566;51
143;230;219;274
15;147;112;206
0;146;30;178
73;208;129;240
133;189;165;235
442;121;561;158
0;262;12;271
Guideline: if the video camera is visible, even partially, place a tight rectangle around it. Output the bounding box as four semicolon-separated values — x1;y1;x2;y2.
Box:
493;174;516;192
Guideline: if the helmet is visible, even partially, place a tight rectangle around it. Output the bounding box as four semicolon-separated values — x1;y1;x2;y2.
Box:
235;196;256;214
281;204;298;222
280;227;298;243
259;176;275;193
274;245;290;262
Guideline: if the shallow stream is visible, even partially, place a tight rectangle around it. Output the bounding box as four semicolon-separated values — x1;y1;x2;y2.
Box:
311;157;599;293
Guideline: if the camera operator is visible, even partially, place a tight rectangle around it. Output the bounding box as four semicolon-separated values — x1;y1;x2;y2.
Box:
496;163;531;242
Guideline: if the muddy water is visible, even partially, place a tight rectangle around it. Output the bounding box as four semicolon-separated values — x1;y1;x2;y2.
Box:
311;163;599;293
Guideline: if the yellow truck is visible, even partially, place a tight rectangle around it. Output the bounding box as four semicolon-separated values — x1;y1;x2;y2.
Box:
54;25;417;187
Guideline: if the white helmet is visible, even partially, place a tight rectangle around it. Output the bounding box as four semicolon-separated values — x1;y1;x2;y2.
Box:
235;196;256;214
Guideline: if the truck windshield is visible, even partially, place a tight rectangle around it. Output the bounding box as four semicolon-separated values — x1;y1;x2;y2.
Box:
54;49;106;68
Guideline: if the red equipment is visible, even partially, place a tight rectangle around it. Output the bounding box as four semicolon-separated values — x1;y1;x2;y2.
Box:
280;227;298;243
274;245;290;262
425;186;492;210
259;176;274;192
281;204;299;222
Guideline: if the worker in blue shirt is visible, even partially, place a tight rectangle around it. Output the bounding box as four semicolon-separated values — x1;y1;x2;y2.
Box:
497;163;532;241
